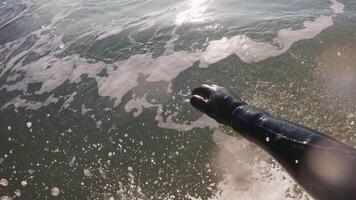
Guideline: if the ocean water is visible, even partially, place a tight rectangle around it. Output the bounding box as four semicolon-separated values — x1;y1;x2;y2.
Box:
1;0;356;199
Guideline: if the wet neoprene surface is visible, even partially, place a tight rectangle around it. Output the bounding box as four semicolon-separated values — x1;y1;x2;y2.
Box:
191;84;356;200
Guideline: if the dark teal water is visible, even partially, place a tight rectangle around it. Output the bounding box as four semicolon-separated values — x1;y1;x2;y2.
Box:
1;0;356;199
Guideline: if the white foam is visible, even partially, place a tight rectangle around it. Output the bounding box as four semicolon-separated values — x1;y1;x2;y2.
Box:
2;95;59;111
210;130;312;200
99;6;337;116
97;26;123;40
125;95;218;131
0;196;13;200
201;0;342;65
125;94;154;117
97;51;200;106
330;0;345;13
81;104;93;115
0;178;8;187
14;189;21;197
201;16;333;64
61;92;77;110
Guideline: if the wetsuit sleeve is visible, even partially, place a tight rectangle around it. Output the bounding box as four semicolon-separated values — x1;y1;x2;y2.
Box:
230;104;347;148
190;84;356;200
230;104;356;200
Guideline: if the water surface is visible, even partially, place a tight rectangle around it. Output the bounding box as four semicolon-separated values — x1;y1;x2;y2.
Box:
1;0;356;199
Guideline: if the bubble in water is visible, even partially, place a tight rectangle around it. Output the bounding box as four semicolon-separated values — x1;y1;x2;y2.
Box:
83;169;91;177
21;180;27;186
68;156;76;167
265;137;270;142
7;126;11;131
295;160;299;164
26;122;32;128
0;178;8;187
51;187;60;197
14;189;21;197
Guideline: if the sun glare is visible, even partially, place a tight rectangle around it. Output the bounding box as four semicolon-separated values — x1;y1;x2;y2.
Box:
175;0;213;25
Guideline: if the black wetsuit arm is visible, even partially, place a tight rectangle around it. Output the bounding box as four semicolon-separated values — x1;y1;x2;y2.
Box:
231;104;350;149
190;84;356;200
231;104;356;200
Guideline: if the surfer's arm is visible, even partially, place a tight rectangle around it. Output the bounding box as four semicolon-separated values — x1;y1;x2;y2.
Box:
190;84;356;200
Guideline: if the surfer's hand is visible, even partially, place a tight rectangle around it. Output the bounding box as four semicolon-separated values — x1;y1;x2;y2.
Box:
190;84;245;126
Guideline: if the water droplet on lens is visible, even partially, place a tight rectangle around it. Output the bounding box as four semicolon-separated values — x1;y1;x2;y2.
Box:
21;180;27;186
14;189;21;197
51;187;60;197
